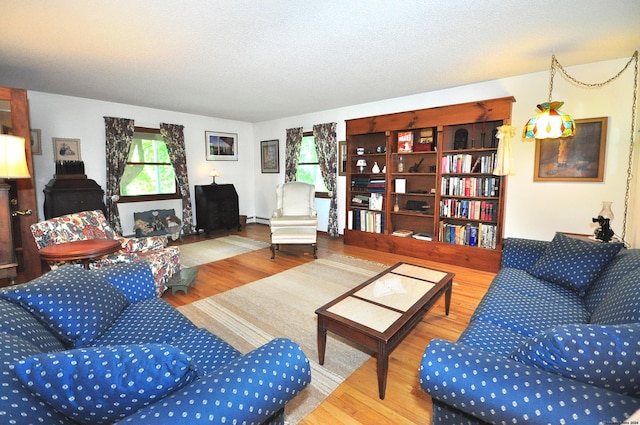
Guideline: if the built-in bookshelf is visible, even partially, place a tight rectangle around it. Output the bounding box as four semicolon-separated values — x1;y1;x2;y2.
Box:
344;97;515;272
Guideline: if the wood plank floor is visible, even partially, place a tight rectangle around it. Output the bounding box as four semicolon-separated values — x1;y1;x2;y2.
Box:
164;224;494;424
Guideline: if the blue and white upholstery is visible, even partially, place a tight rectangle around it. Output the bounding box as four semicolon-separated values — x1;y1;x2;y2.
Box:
0;263;311;424
420;234;640;424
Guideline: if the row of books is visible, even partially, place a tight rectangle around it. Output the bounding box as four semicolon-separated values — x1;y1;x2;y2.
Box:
351;175;386;193
441;176;500;197
440;199;498;221
348;210;385;234
441;153;496;174
438;222;497;249
350;193;384;211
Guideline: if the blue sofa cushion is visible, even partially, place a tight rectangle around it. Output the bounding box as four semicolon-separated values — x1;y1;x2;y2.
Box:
93;261;157;303
0;298;66;352
590;268;640;325
584;249;640;314
12;344;198;424
529;233;623;296
170;328;241;376
94;298;197;346
0;333;74;425
0;266;129;347
511;323;640;396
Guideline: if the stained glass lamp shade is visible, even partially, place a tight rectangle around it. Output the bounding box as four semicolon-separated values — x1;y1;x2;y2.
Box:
523;101;576;139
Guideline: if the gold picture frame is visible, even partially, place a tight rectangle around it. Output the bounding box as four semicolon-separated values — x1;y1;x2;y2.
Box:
338;140;347;176
53;137;81;161
534;117;608;182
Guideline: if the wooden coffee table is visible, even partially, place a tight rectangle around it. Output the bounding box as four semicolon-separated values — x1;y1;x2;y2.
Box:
315;262;454;399
39;239;122;269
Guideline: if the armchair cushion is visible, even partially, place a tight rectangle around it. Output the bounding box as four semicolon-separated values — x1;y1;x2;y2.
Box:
529;232;623;296
0;266;129;348
510;323;640;396
12;344;198;424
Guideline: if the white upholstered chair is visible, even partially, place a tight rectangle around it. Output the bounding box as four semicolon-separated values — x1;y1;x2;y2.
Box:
269;182;318;259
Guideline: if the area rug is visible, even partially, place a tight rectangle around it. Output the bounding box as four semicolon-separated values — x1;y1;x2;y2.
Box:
178;235;271;267
178;253;388;424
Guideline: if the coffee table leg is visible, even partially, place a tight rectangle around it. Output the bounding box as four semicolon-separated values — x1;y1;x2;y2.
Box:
444;282;452;316
377;341;389;399
317;317;327;365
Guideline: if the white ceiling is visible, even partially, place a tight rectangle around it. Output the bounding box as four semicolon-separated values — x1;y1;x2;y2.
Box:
1;0;639;122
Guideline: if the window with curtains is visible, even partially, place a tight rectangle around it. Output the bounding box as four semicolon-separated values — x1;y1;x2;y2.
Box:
295;132;329;195
118;127;180;202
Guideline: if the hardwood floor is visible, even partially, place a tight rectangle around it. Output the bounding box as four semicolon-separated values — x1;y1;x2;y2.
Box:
165;224;495;424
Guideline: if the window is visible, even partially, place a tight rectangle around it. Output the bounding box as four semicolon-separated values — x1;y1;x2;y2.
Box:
296;133;328;194
119;128;179;201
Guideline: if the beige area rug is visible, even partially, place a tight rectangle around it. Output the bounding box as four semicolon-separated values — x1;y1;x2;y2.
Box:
178;235;271;267
178;253;388;424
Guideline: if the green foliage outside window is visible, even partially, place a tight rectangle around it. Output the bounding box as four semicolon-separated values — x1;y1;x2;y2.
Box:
120;135;176;196
296;135;328;193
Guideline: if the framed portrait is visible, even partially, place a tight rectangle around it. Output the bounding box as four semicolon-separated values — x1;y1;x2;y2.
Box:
30;129;42;155
338;140;347;176
52;137;81;161
205;131;238;161
534;117;608;182
260;139;279;173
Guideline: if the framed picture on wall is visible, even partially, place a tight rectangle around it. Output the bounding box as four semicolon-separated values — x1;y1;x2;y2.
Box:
338;140;347;176
30;129;42;155
260;139;279;173
534;117;608;182
205;131;238;161
52;137;81;161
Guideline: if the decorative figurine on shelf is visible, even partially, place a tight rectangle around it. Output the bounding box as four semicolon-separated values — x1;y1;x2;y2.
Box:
372;162;381;173
394;195;400;212
408;158;424;173
382;165;387;173
397;156;404;172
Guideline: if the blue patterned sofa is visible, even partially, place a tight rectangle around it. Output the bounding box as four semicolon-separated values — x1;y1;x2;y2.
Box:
0;262;310;424
420;233;640;424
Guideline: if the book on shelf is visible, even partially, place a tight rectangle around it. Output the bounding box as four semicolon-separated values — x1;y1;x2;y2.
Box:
392;229;414;237
398;131;413;153
412;232;433;241
370;193;383;211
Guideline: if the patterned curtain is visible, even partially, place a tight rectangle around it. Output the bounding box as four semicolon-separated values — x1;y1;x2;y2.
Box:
313;122;338;237
285;127;303;182
160;123;195;234
104;117;134;234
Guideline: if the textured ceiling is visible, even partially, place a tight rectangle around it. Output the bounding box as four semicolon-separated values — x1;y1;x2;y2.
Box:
1;0;639;122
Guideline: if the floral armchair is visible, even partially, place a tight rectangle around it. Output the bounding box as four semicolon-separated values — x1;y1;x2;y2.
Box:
30;210;180;296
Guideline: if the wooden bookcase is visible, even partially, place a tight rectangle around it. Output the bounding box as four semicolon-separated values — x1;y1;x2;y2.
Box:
344;97;515;272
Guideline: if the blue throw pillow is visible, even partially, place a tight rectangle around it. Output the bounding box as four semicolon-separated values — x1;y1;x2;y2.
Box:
12;344;198;424
93;261;157;303
0;266;129;347
510;323;640;396
528;233;623;296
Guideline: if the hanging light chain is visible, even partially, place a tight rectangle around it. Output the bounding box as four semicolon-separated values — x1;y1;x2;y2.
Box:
553;51;638;243
621;52;638;242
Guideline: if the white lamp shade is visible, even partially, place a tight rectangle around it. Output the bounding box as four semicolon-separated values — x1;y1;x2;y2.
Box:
355;159;367;167
209;169;220;177
0;135;30;178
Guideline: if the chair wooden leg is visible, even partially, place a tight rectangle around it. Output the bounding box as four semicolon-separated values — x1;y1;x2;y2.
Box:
312;243;317;259
270;244;276;260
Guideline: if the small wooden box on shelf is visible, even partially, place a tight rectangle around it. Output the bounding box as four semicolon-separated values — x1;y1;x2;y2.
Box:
344;96;514;272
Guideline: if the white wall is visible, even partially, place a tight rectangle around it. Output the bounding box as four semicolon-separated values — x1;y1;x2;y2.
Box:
28;93;255;235
27;57;638;245
253;57;638;244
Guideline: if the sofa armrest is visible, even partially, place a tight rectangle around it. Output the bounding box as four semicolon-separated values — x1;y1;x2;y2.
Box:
116;338;311;424
501;237;550;270
420;339;640;425
120;235;169;252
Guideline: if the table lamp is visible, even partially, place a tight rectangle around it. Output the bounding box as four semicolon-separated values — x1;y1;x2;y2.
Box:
209;169;220;184
356;159;367;173
0;134;31;283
